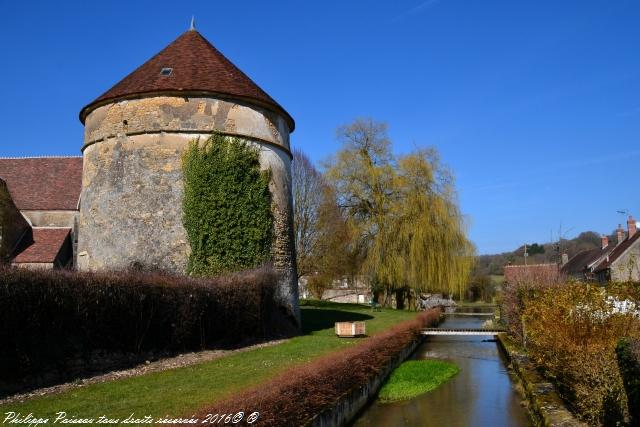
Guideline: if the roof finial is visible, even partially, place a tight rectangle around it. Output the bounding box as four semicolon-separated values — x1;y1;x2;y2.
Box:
189;16;196;31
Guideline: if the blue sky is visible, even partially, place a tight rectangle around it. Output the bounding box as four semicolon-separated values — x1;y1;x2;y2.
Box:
0;0;638;254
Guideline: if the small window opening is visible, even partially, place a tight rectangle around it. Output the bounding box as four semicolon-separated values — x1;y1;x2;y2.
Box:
160;67;173;76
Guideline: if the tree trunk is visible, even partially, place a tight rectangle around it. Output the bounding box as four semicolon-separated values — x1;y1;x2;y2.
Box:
395;288;405;310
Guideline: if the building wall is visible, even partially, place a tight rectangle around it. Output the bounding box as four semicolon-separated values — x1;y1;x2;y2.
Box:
0;180;30;261
12;262;55;269
22;210;79;267
78;95;299;322
611;240;640;282
321;289;370;304
21;210;77;228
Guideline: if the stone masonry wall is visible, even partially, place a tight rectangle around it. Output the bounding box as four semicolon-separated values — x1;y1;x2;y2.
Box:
611;241;640;282
21;210;77;228
78;96;299;323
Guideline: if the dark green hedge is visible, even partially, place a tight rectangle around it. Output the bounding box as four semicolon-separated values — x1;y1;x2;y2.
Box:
616;337;640;424
182;134;273;276
0;266;293;395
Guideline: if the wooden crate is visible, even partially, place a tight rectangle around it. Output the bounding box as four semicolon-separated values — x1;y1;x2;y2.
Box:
335;321;366;337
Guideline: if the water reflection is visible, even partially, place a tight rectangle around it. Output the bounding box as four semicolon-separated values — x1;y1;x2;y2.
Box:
353;310;531;427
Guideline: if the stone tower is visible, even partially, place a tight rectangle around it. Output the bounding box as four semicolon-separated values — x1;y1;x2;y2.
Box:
77;27;299;323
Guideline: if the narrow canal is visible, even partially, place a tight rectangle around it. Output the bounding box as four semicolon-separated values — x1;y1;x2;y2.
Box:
353;308;532;426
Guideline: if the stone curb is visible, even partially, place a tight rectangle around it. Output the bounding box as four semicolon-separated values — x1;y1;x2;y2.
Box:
496;334;586;427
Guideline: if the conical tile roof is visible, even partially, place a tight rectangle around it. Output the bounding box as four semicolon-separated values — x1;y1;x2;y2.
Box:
79;30;294;130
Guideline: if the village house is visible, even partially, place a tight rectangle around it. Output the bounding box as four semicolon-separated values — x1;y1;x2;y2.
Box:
562;216;639;283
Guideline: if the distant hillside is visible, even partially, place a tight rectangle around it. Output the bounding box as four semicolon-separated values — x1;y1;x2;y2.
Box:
474;231;606;277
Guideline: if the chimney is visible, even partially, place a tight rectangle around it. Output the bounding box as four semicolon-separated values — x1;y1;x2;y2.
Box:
561;253;569;266
617;224;626;244
629;216;637;238
601;235;609;249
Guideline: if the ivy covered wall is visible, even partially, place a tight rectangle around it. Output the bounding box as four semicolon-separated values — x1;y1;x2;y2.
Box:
182;133;273;276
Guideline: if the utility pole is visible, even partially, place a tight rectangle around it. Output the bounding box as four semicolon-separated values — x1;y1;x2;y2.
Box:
524;244;528;265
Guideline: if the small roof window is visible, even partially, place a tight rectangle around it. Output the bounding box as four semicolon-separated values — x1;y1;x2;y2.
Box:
160;67;173;76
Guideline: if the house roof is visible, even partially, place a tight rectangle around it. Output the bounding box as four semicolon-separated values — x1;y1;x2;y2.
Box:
0;157;83;210
79;29;294;131
11;228;71;264
504;263;559;284
594;232;640;272
561;246;611;276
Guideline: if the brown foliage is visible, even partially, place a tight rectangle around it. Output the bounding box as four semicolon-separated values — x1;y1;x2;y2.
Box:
524;283;640;426
499;270;563;342
306;274;331;299
187;308;442;426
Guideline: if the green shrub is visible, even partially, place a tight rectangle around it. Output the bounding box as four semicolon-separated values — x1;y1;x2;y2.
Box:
616;338;640;425
378;359;459;402
0;266;292;396
182;133;273;276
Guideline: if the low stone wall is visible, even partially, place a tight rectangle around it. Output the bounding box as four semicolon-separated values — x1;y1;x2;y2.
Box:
497;334;586;427
306;336;422;427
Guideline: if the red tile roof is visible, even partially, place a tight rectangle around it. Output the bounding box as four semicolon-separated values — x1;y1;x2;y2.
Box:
561;245;613;276
504;263;560;284
79;30;294;131
0;157;83;210
12;228;71;264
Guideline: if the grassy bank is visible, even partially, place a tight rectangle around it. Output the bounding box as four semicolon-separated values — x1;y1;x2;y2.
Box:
378;360;459;402
195;308;441;426
1;301;416;420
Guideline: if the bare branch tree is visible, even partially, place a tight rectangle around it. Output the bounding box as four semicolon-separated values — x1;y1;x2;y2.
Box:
292;148;324;278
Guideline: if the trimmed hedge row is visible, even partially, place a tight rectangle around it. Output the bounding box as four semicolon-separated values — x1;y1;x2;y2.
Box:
0;266;294;394
188;308;441;426
616;338;640;425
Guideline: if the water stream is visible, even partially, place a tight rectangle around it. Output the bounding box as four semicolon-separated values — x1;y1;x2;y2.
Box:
353;308;532;427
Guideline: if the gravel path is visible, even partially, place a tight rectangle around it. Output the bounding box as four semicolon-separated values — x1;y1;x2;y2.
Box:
0;339;289;406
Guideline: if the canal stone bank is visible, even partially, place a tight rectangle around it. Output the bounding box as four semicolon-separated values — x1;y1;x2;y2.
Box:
497;334;586;427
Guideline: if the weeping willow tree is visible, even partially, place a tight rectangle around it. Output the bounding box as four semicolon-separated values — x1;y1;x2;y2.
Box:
383;150;474;300
327;119;475;306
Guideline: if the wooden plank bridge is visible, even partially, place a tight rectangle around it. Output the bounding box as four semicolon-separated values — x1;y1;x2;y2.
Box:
421;328;506;336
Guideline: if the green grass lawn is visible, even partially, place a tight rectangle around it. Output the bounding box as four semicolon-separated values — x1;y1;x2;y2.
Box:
378;360;459;402
1;300;415;421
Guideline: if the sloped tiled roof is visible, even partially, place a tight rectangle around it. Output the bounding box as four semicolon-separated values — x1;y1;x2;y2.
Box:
79;29;294;130
594;232;640;272
0;157;82;210
561;246;611;276
504;263;559;284
12;228;71;264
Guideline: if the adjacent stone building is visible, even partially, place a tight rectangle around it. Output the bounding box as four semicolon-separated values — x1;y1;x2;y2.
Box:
0;27;299;322
562;216;639;283
0;157;81;268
